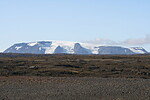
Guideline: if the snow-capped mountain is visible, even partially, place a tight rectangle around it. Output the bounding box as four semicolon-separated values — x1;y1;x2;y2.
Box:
4;41;148;54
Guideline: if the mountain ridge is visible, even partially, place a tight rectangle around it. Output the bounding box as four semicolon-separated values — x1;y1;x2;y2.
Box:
4;40;148;54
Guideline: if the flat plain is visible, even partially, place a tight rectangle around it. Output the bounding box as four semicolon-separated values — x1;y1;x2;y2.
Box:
0;53;150;100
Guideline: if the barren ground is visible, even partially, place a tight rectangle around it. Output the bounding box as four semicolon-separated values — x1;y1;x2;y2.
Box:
0;76;150;100
0;53;150;100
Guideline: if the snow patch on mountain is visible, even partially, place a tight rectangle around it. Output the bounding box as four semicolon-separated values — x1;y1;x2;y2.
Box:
80;43;101;54
15;46;22;50
28;42;38;46
44;40;75;54
129;47;147;54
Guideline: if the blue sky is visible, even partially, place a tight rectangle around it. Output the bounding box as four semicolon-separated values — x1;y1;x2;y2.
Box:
0;0;150;52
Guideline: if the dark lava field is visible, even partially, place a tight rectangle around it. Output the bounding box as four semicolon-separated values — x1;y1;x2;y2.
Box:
0;53;150;78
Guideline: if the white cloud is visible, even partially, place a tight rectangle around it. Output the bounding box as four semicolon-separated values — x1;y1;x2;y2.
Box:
122;34;150;45
84;34;150;46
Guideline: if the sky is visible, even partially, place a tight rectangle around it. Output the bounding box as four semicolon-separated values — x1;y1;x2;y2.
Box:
0;0;150;52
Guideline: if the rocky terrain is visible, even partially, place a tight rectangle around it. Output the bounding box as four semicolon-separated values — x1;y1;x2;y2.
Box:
0;53;150;100
0;76;150;100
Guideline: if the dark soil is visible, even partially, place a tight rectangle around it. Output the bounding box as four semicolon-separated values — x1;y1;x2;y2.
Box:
0;76;150;100
1;53;150;100
0;53;150;78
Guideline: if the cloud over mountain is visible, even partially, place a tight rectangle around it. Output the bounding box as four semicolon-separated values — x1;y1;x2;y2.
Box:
122;34;150;45
85;34;150;46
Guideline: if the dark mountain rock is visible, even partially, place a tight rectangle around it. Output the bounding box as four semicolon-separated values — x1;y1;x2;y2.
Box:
74;43;92;54
98;46;134;55
54;46;67;54
4;42;52;54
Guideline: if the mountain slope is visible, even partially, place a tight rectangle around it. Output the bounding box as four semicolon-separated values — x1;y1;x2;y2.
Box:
98;46;134;55
129;47;148;54
54;46;67;54
4;41;148;54
4;41;52;54
74;43;92;54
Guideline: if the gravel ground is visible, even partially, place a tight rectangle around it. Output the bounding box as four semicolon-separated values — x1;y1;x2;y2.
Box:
0;76;150;100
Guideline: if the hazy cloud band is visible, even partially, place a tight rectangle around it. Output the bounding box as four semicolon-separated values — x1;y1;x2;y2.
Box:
84;34;150;46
